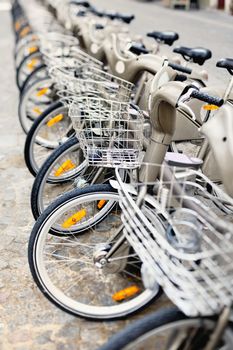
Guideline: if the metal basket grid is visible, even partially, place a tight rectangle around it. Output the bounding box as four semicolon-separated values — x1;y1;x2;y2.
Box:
69;97;144;168
50;65;134;101
40;34;102;70
116;165;233;317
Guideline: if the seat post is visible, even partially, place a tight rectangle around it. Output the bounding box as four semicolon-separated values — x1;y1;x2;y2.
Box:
224;75;233;101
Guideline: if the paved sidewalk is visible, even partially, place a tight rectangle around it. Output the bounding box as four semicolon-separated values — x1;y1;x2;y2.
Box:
0;1;232;349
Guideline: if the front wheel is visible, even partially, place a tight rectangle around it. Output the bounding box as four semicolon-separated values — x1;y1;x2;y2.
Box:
98;307;233;350
24;101;71;177
28;184;159;320
18;76;54;133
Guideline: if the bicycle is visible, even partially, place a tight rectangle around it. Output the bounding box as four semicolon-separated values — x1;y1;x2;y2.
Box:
29;55;224;220
22;26;182;177
27;69;223;319
98;92;233;349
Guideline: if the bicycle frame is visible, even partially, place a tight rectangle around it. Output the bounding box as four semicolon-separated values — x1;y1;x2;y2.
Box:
103;80;232;268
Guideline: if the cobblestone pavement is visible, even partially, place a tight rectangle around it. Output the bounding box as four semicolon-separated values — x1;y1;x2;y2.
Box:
0;1;232;349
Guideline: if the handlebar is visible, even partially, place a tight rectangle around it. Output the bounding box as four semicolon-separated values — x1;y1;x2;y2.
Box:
95;23;104;30
168;62;192;75
89;7;105;17
174;74;187;82
190;90;224;107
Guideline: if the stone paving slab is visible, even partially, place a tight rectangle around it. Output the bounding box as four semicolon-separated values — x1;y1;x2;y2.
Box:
0;1;232;349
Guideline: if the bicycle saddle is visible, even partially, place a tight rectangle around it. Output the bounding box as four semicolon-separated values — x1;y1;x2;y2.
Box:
216;58;233;75
129;43;149;55
173;46;212;65
69;0;90;7
165;152;203;169
104;12;135;24
147;31;179;46
116;13;135;24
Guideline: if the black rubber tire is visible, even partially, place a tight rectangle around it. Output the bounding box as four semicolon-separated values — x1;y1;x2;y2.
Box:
16;50;43;89
98;307;208;350
30;183;118;235
20;64;47;95
15;23;32;43
24;100;64;177
28;184;158;319
18;76;53;134
31;136;79;219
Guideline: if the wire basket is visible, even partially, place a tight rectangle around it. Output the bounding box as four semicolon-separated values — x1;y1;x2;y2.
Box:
50;65;134;101
116;161;233;317
39;33;102;69
69;97;144;168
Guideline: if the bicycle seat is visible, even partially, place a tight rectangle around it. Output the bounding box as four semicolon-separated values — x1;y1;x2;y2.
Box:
173;46;212;65
70;0;90;7
116;13;135;24
216;58;233;75
147;31;179;46
105;12;135;23
129;43;149;55
165;152;203;169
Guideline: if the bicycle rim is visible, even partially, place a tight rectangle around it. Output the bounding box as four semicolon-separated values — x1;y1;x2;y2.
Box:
29;188;158;319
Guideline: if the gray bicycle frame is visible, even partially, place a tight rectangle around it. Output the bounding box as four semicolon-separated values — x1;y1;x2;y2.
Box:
104;78;231;262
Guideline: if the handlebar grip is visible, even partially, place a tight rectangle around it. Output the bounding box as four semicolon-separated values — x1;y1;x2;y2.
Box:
147;32;155;38
190;90;224;107
95;23;104;30
168;63;192;74
174;74;187;82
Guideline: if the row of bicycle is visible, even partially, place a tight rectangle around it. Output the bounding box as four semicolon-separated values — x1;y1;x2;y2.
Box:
12;0;233;348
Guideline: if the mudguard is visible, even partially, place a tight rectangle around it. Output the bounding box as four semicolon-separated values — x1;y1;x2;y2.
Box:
201;103;233;197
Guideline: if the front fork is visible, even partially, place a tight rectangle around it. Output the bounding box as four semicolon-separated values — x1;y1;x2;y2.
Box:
204;307;231;350
104;183;147;261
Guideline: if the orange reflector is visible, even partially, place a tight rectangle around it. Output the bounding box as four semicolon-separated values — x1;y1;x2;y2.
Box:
47;114;64;127
54;159;75;177
202;104;219;111
33;107;42;115
112;285;140;302
15;21;21;31
62;209;86;228
97;200;106;209
27;58;39;70
28;46;38;54
36;87;48;97
20;26;30;38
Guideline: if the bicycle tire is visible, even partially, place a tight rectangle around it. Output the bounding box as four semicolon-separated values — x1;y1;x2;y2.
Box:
28;184;159;319
20;63;47;95
18;76;53;133
24;100;65;176
98;307;233;350
16;50;43;89
31;136;82;219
